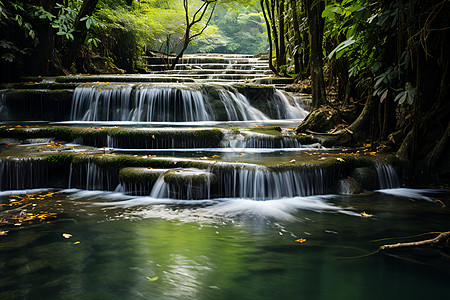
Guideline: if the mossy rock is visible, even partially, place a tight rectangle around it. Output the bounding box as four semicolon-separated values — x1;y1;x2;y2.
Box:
337;177;362;195
352;167;377;191
163;169;217;186
119;167;167;184
54;75;195;83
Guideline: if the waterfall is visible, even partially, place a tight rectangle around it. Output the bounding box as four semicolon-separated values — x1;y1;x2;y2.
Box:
70;84;133;121
68;83;310;122
0;158;49;190
127;163;338;200
376;164;401;189
224;136;305;148
130;85;214;122
218;88;269;121
213;164;335;200
68;161;118;190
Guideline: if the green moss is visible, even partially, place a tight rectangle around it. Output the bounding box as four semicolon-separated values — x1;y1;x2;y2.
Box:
0;127;73;142
163;169;216;186
119;167;166;184
55;75;195;83
45;153;74;167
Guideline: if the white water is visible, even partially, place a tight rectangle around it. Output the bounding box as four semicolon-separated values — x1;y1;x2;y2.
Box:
218;88;269;121
69;84;309;123
131;85;214;122
70;84;133;121
376;164;401;189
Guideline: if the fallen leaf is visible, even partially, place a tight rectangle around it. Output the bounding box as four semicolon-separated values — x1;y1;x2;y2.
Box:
0;231;8;236
295;238;307;243
146;276;159;281
289;159;296;163
212;155;220;158
336;158;345;162
63;233;72;239
360;211;373;217
74;241;81;245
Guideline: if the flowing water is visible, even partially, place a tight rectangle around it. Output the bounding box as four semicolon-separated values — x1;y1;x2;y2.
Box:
1;54;449;299
0;189;449;300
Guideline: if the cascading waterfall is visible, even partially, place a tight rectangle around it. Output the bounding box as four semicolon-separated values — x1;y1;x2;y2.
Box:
0;158;49;190
145;163;338;200
376;164;401;189
273;90;309;119
68;162;118;191
224;136;306;148
70;84;133;121
218;88;269;121
213;164;335;200
130;85;214;122
69;84;309;122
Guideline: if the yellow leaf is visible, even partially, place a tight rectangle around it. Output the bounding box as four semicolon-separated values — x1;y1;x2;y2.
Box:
152;135;156;139
63;233;72;239
360;211;373;217
295;238;306;243
74;241;81;245
212;155;220;158
0;231;9;236
146;276;159;281
289;159;296;163
336;158;345;162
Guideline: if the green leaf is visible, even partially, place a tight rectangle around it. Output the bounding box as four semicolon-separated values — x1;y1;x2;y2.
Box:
380;89;388;103
2;53;15;62
394;91;407;104
328;35;357;59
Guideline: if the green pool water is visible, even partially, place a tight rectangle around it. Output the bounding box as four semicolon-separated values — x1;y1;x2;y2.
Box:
1;189;449;300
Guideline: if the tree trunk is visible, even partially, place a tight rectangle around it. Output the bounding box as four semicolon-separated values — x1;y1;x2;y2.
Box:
290;0;302;75
66;0;100;68
277;0;286;69
261;0;279;75
169;1;216;70
305;0;326;109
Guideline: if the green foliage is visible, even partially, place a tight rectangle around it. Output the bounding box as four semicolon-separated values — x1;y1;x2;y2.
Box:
323;0;419;105
187;5;268;54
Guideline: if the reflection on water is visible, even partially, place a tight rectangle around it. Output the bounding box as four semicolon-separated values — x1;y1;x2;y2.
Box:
0;189;450;299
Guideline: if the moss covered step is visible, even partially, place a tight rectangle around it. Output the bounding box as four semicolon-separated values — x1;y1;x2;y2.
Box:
119;167;216;197
54;75;195;83
0;125;323;149
0;152;402;197
0;126;224;149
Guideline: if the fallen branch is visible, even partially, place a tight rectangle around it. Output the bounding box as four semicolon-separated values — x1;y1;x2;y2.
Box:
378;231;450;252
